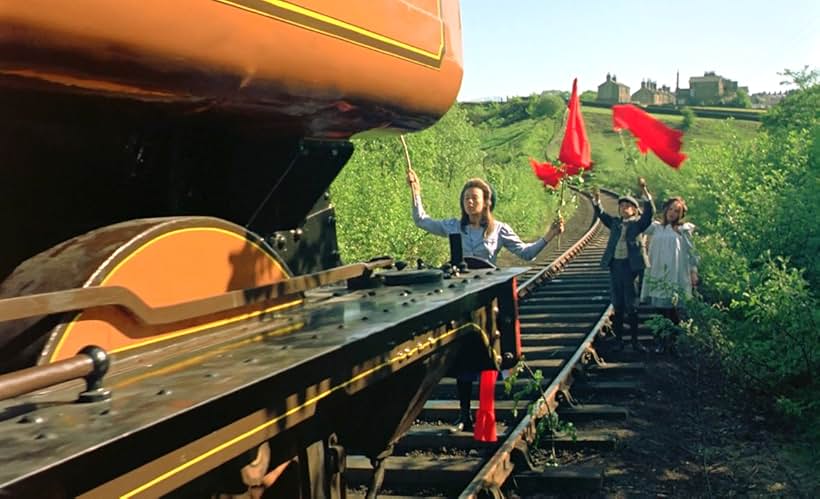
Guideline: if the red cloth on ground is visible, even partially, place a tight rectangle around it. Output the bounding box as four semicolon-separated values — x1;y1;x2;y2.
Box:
474;370;498;442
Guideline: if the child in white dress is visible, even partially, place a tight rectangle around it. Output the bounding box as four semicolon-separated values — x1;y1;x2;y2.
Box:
641;197;699;352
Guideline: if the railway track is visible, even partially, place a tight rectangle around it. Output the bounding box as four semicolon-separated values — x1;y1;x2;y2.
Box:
343;189;653;498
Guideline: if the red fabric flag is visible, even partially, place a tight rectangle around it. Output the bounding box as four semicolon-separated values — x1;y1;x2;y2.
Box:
561;163;582;177
473;370;498;442
612;104;687;168
529;158;562;189
558;78;592;170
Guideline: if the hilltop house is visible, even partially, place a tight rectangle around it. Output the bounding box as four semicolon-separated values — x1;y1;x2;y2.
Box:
631;80;675;106
597;73;630;104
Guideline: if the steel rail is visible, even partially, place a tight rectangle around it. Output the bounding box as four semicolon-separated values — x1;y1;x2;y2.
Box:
516;189;601;299
458;305;612;498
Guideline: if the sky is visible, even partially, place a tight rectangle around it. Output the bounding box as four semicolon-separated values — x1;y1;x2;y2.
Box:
456;0;819;101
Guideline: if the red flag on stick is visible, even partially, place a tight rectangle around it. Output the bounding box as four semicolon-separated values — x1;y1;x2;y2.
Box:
612;104;687;168
473;370;498;442
529;158;562;188
558;78;592;170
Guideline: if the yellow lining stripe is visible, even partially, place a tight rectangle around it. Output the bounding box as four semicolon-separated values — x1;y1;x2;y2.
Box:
114;321;305;390
109;298;301;355
50;227;293;362
120;322;484;498
213;0;445;66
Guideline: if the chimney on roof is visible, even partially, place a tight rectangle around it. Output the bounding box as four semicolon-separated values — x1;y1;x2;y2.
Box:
613;74;617;82
606;73;611;82
676;70;679;91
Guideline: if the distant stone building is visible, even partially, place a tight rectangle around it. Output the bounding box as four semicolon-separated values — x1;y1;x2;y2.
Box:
685;71;748;105
750;91;786;108
597;73;630;104
675;87;691;106
631;80;675;106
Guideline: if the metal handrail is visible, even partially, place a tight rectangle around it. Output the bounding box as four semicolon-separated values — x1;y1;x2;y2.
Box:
0;345;111;403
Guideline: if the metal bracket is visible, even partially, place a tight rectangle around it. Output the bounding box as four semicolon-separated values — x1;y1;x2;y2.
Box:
77;346;112;403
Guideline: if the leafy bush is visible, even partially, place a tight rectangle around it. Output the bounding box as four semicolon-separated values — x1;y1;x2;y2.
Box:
527;93;564;119
675;77;819;428
680;106;696;131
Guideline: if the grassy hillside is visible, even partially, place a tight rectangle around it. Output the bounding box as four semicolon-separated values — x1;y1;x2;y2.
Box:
470;102;761;202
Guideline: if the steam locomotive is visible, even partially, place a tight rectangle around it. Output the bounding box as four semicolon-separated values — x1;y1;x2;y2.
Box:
0;2;522;497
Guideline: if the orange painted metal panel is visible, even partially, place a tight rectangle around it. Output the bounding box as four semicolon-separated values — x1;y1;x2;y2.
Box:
0;0;463;136
47;225;294;362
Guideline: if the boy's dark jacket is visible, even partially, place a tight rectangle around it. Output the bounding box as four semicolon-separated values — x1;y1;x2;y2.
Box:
594;197;655;271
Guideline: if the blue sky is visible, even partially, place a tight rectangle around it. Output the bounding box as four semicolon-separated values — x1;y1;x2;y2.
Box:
457;0;819;101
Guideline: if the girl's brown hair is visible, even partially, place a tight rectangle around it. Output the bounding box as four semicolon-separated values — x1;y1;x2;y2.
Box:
662;196;688;226
460;178;495;238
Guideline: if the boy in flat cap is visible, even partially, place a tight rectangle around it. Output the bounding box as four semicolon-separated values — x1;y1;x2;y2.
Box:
592;178;655;352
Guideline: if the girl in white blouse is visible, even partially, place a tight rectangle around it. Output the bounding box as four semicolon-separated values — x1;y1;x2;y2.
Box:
406;168;563;266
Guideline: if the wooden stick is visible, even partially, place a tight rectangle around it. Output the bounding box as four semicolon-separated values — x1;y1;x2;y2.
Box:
399;134;413;172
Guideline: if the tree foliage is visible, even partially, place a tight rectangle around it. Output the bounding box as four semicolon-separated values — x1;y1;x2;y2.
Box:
527;93;564;119
762;72;820;132
727;88;751;108
580;90;598;102
680;106;696;131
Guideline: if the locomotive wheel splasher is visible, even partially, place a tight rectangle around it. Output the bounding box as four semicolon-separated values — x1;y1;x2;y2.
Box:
0;217;297;372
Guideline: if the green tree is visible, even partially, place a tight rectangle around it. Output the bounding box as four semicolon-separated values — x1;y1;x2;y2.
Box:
680;106;696;131
728;88;751;108
763;68;820;132
778;65;820;90
526;93;564;119
580;90;597;102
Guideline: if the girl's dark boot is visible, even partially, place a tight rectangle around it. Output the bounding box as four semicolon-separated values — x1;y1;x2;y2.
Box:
452;379;474;432
611;310;625;352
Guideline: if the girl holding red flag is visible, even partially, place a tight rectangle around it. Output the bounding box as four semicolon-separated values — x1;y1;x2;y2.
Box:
406;169;564;266
406;168;563;433
592;178;655;352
